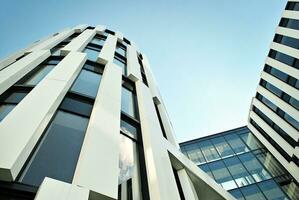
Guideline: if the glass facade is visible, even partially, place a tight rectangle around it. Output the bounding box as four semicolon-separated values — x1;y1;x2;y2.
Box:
180;126;299;200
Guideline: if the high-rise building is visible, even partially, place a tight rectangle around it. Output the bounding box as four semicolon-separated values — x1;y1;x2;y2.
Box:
0;25;235;200
247;1;299;182
180;126;299;200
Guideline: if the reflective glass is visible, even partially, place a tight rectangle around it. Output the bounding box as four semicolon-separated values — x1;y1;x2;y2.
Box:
121;87;136;118
238;152;271;182
70;69;102;98
223;157;255;187
119;134;135;184
208;160;237;190
20;111;89;186
0;104;15;122
84;48;99;61
230;189;245;200
60;97;93;117
3;91;28;104
116;45;126;57
199;164;213;178
211;137;234;158
199;140;220;162
113;57;126;75
21;64;55;85
241;184;266;200
91;38;105;46
239;132;262;150
121;119;138;139
184;143;206;164
258;180;288;200
225;134;249;154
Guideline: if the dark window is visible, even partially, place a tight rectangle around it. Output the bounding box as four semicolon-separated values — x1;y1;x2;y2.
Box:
279;18;299;30
229;189;245;200
154;103;167;139
114;54;127;75
121;86;137;119
84;46;101;62
120;113;139;140
138;56;148;86
274;34;299;49
115;42;127;58
286;2;299;11
70;68;102;98
258;179;288;200
105;29;115;35
268;49;299;69
90;35;106;47
19;110;89;186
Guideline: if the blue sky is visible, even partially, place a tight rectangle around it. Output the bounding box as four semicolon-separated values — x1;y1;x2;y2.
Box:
0;0;287;142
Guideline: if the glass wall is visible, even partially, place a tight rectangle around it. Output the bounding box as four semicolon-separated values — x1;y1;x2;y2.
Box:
180;126;297;200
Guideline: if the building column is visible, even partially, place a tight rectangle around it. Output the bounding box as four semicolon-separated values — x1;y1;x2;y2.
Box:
98;35;117;64
126;44;141;82
0;52;86;181
73;62;122;200
136;81;181;200
177;169;199;200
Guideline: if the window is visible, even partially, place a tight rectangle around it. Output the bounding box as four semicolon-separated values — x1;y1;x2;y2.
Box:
229;189;245;200
274;34;299;50
224;134;249;154
238;152;271;182
223;157;255;187
119;134;135;185
184;143;206;164
120;113;139;140
268;49;299;69
258;180;288;200
211;137;234;158
154;103;167;139
240;184;266;200
279;18;299;30
138;56;148;86
239;132;262;151
84;46;101;62
114;53;127;75
121;86;137;119
115;42;127;58
90;35;106;47
286;2;299;11
199;164;214;178
208;160;237;190
19;110;89;186
199;140;220;162
70;66;102;98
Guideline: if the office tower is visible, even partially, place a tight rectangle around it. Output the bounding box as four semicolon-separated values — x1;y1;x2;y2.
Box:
180;126;299;200
247;0;299;182
0;25;235;200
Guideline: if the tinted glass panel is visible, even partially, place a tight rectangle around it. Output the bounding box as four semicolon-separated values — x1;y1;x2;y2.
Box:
0;104;15;122
20;64;55;86
238;152;271;182
225;134;249;154
119;134;135;184
229;189;245;200
60;97;93;117
241;184;266;200
199;140;220;162
184;143;206;164
3;91;28;104
121;87;136;118
20;111;89;186
208;160;237;190
114;57;126;75
199;164;213;178
279;18;299;30
239;132;262;150
84;48;99;62
70;69;101;98
91;38;105;46
211;137;234;158
258;180;288;200
116;45;126;57
120;119;138;139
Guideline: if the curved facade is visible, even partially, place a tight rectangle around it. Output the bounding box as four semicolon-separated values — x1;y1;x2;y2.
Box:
0;25;235;200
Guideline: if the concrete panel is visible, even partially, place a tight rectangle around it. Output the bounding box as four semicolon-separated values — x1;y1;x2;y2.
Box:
73;24;88;33
61;29;96;55
28;29;74;52
282;10;299;20
266;57;299;80
261;72;299;100
178;169;199;200
136;81;181;200
34;177;89;200
126;44;141;82
0;52;86;181
73;62;122;199
0;50;50;95
248;123;299;182
252;98;298;141
271;42;299;59
276;26;299;40
115;31;124;41
257;85;298;122
95;25;106;34
98;35;117;64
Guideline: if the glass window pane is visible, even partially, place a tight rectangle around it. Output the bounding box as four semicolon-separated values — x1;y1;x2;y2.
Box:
199;164;213;179
113;57;126;75
239;132;262;150
91;38;105;46
20;111;89;186
84;48;99;61
211;137;234;158
116;45;126;57
21;64;55;86
60;97;93;117
119;134;135;184
258;180;288;200
121;87;136;118
225;134;249;154
229;189;245;200
120;119;138;139
199;140;220;162
238;152;271;182
3;91;28;104
241;184;266;200
223;157;255;187
0;104;15;122
208;160;237;190
70;69;101;98
184;143;206;164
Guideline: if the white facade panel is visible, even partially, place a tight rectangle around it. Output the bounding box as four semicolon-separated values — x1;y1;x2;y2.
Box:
271;42;299;59
276;26;299;40
265;57;299;79
282;10;299;20
126;44;141;82
73;24;88;33
98;35;117;64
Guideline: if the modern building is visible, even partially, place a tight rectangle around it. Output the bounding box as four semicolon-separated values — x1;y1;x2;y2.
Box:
247;0;299;182
180;126;299;200
0;25;236;200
